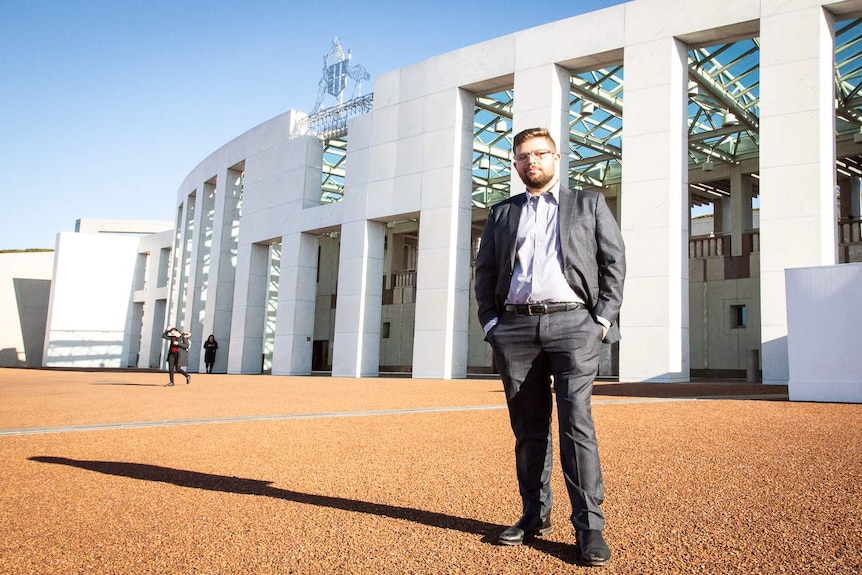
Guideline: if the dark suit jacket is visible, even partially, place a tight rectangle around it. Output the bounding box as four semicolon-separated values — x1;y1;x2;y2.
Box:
474;185;626;344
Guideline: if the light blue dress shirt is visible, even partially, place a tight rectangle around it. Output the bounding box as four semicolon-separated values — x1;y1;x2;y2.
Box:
482;182;610;334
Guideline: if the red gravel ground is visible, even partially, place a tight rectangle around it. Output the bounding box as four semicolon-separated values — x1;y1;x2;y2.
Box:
0;368;859;574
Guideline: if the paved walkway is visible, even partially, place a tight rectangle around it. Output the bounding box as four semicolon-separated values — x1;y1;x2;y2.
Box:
0;368;859;574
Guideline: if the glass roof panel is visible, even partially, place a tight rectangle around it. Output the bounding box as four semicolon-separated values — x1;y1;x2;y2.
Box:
836;18;862;134
472;90;513;208
321;135;347;203
568;66;624;189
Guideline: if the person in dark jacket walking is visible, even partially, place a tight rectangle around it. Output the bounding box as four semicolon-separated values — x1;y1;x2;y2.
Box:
203;334;218;374
162;327;191;386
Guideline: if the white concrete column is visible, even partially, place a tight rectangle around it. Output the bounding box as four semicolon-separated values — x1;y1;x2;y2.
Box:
166;205;186;331
227;242;268;374
729;165;753;257
713;199;727;235
759;5;837;384
331;220;385;377
271;232;318;375
619;36;690;383
201;167;242;373
412;90;473;379
179;193;200;338
511;64;569;175
187;183;215;371
135;231;171;369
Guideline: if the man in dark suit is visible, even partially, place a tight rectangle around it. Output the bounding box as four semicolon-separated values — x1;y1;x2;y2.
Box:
474;127;625;567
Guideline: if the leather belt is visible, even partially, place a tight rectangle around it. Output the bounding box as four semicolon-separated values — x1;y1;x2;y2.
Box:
504;302;583;315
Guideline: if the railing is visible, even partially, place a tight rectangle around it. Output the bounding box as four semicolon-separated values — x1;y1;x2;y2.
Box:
690;222;862;264
838;217;862;263
382;270;417;305
689;230;759;259
839;217;862;245
393;270;416;289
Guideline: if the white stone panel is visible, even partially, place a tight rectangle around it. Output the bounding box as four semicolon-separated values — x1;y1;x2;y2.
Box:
760;6;831;67
294;201;344;234
347;113;373;152
345;148;371;190
626;0;760;45
372;69;400;108
624;1;677;47
395;135;425;177
368;140;398;182
451;36;516;90
623;86;685;139
244;110;296;156
622;134;676;183
762;0;825;15
43;233;140;368
392;174;424;213
759;113;828;167
370;105;400;147
423;127;461;173
760;63;826;117
417;207;458;250
786;262;862;403
0;252;55;367
542;6;626;68
512;67;560;115
365;179;397;217
620;227;674;277
421;168;461;211
331;330;360;372
396;97;426;140
760;216;837;268
424;91;460;131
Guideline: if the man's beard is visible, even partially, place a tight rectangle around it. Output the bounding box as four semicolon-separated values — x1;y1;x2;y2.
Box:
519;167;555;189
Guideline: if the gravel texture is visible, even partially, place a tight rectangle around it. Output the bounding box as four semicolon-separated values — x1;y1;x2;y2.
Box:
0;368;859;574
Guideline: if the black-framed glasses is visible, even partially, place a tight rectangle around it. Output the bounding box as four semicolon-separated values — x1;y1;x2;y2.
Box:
513;149;554;163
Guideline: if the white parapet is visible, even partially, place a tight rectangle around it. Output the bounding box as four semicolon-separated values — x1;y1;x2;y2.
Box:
786;262;862;403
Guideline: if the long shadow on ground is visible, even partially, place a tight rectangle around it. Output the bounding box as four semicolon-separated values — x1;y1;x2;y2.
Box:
29;456;576;562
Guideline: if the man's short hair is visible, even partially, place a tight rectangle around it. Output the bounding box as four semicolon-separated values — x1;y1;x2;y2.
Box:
513;127;557;152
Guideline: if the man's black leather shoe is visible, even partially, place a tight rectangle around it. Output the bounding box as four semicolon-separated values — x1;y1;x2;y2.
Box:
497;515;552;545
576;530;611;566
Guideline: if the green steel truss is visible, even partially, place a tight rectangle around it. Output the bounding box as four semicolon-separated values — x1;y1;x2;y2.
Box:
471;18;862;209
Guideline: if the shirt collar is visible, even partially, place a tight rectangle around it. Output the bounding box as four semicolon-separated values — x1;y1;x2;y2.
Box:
523;180;561;202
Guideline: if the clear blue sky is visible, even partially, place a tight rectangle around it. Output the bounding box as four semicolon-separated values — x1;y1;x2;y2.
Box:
0;0;625;250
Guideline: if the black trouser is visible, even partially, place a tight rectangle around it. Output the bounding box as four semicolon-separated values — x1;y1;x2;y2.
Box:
166;352;189;383
489;307;605;531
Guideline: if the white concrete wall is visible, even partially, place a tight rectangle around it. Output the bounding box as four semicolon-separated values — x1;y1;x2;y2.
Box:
76;219;174;236
786;262;862;402
689;277;761;371
43;232;142;367
0;251;54;367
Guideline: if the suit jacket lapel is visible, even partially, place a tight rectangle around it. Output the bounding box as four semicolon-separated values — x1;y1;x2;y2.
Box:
557;186;578;259
505;193;527;269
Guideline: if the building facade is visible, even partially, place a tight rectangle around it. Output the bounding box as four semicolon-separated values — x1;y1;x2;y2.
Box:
157;0;862;383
